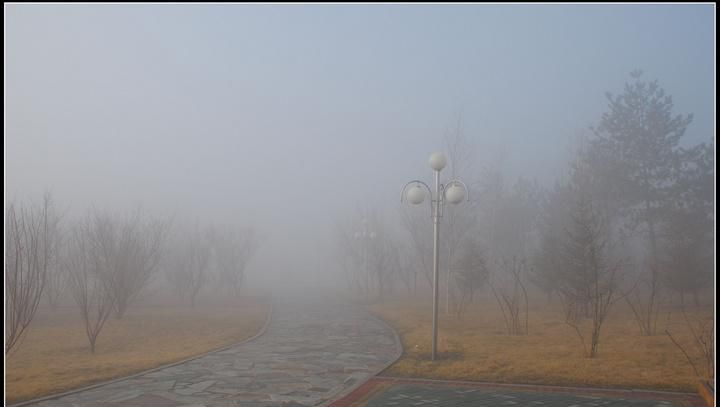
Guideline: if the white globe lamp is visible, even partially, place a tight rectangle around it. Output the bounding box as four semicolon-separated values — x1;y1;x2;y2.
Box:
429;152;447;171
445;184;465;204
406;184;426;205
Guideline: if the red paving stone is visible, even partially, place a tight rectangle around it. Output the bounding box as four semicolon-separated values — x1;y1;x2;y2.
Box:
329;376;707;407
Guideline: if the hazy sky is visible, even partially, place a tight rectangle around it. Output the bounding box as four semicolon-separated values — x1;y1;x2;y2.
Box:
5;4;715;289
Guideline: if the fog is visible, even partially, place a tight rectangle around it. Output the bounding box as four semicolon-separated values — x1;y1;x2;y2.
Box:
5;4;714;296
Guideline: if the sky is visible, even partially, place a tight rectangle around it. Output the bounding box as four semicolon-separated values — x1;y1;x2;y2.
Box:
4;4;715;290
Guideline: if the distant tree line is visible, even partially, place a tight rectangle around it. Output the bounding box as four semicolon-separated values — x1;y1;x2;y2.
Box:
335;71;714;360
5;201;258;354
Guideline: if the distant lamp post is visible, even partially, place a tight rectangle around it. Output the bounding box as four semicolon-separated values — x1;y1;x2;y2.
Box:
401;152;469;361
354;218;376;301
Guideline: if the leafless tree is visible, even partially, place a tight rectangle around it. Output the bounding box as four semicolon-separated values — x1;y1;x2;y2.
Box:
557;191;624;358
44;256;67;308
109;210;168;318
43;221;66;308
208;226;258;297
335;211;399;303
399;207;434;290
442;119;480;314
166;226;211;306
365;215;399;303
489;256;530;336
452;238;488;320
623;262;665;337
665;307;714;380
65;213;117;353
334;217;369;297
532;182;570;304
5;193;60;354
334;222;360;293
394;243;418;295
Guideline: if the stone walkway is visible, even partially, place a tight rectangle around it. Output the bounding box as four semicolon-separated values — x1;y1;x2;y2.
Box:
22;299;401;407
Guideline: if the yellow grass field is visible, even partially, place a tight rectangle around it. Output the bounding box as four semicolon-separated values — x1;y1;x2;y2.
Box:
370;296;712;393
5;298;270;404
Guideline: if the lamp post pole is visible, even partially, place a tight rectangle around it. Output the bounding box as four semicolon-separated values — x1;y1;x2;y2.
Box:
355;218;375;302
401;152;469;361
431;167;441;361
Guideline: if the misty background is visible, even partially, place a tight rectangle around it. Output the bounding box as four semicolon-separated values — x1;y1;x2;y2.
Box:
5;4;715;294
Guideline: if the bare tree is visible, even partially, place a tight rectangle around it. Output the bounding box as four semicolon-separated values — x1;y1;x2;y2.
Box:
44;247;67;308
532;182;570;304
489;256;530;336
394;243;418;295
65;213;117;353
334;216;371;298
5;193;60;354
665;307;714;381
452;238;488;319
166;226;211;306
556;191;624;358
399;206;434;290
365;214;399;303
335;211;399;303
42;204;66;309
109;210;168;318
442;119;480;314
331;224;358;291
208;226;258;297
333;220;362;294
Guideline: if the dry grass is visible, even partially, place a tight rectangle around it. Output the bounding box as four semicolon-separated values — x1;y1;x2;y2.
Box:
370;295;712;393
5;297;269;404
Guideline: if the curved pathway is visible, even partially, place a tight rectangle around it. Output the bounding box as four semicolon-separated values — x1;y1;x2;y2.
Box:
22;298;401;407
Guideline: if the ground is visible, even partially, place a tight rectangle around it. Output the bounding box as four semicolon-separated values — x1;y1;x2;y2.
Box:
5;297;269;404
369;296;712;393
10;297;401;407
4;295;707;407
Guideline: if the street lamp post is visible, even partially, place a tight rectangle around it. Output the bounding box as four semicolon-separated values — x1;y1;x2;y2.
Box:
401;152;469;361
354;218;376;302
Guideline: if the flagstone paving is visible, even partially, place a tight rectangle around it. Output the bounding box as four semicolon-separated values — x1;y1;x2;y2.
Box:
20;299;401;407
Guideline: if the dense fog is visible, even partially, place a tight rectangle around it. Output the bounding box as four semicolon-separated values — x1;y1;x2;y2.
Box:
5;4;714;308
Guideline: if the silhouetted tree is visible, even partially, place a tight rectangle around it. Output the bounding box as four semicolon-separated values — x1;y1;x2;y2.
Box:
66;212;117;353
532;182;572;303
167;226;210;306
660;142;714;305
557;187;624;358
489;256;530;336
585;70;694;335
5;193;60;354
452;238;488;319
208;226;258;297
108;210;168;318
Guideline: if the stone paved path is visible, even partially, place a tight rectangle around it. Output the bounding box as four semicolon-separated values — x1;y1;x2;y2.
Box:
23;299;401;407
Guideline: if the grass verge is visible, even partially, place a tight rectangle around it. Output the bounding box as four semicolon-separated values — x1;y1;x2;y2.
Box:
370;297;710;393
5;297;269;404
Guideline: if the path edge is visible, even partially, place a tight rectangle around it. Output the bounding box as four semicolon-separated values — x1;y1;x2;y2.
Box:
317;305;404;407
373;376;703;399
7;300;275;407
